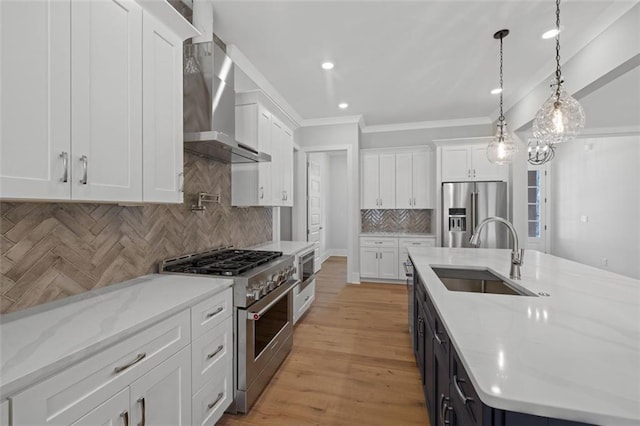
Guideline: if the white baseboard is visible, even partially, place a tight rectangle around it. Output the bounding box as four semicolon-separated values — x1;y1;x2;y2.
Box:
350;272;360;284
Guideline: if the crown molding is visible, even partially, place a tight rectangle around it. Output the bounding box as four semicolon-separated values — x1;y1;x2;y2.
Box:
362;117;492;134
431;136;493;146
301;115;364;128
227;44;304;128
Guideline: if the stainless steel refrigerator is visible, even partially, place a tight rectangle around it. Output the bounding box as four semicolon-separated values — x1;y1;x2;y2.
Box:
442;181;508;248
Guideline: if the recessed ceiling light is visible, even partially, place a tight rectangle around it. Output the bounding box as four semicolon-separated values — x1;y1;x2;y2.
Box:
490;88;502;95
321;62;334;70
338;102;348;109
541;28;560;39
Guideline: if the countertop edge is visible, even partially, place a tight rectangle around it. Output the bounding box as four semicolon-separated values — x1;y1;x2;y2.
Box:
0;279;233;400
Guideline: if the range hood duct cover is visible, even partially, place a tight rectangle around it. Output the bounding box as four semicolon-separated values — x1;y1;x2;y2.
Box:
183;41;270;163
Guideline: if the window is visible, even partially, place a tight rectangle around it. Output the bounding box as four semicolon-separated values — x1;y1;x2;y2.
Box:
527;170;541;238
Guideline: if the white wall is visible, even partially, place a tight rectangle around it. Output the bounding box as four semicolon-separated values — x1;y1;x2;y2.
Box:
549;135;640;279
328;153;348;255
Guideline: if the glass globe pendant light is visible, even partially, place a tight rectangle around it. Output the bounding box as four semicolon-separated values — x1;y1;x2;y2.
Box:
487;29;517;165
533;0;585;145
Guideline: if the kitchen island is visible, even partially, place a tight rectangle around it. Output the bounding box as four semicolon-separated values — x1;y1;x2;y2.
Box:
408;247;640;426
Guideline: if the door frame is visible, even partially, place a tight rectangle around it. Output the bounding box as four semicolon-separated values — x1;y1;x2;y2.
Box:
293;144;357;283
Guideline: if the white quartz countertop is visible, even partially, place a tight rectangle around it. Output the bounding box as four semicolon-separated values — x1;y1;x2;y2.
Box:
0;274;232;399
408;247;640;426
249;240;316;256
360;232;435;238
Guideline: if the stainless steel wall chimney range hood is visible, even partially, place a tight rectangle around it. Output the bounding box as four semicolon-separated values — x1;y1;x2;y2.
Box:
183;40;271;163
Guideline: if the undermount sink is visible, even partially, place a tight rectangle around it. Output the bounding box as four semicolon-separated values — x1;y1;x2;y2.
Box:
432;267;536;297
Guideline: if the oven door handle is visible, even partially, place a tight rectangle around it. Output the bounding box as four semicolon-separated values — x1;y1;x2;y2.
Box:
301;273;317;286
248;280;300;320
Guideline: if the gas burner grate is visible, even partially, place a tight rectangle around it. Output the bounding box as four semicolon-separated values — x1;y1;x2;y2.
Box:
163;249;283;276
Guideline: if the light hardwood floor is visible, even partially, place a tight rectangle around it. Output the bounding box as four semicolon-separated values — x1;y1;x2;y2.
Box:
218;257;429;426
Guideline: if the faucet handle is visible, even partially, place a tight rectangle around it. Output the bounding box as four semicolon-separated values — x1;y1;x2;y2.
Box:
512;249;525;265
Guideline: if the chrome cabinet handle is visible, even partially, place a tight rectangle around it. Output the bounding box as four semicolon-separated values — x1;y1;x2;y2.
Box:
207;344;224;359
206;306;224;318
208;392;224;410
304;295;310;302
439;394;451;425
453;375;474;404
79;155;88;184
121;411;129;426
137;397;146;426
259;186;264;199
413;197;416;206
178;172;184;192
434;331;444;346
114;353;146;374
60;152;69;182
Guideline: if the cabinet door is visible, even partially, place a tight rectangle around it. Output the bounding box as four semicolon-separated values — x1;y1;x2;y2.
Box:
378;154;396;209
0;0;71;200
0;399;8;426
359;247;379;278
130;346;192;426
412;151;433;208
361;153;379;209
70;388;129;426
142;11;183;203
434;317;451;426
258;107;273;206
441;147;470;182
378;247;398;279
282;128;294;206
395;153;413;209
471;145;506;181
270;118;284;205
71;0;143;202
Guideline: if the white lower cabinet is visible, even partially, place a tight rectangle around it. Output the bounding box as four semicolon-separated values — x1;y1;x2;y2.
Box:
398;237;436;279
130;346;191;426
8;288;233;426
70;388;129;426
360;237;399;280
294;280;316;324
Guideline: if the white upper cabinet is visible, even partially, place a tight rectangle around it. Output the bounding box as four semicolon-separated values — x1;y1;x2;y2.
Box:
441;144;507;182
0;0;197;203
361;152;395;209
395;151;433;209
232;98;294;207
142;11;185;203
71;0;143;202
0;0;72;200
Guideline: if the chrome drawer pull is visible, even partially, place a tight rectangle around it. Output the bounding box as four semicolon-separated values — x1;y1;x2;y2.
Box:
114;353;146;374
208;392;224;410
137;397;146;426
434;332;444;345
121;411;129;426
453;375;474;404
60;152;69;182
207;344;224;359
206;306;224;318
79;155;88;184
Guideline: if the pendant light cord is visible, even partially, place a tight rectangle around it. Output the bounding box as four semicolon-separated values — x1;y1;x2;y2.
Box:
499;34;505;123
554;0;562;102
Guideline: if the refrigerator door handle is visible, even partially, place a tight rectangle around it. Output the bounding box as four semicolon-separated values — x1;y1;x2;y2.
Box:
470;192;477;237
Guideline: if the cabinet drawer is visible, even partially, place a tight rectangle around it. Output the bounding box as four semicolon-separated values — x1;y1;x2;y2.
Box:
451;349;482;425
399;237;436;248
11;310;190;425
294;279;315;323
360;237;398;248
191;288;233;340
192;372;232;426
191;316;233;395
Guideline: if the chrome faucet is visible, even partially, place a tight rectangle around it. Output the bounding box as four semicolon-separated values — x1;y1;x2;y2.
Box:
469;217;524;279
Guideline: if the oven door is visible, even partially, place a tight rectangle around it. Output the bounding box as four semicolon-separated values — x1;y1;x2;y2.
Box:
298;249;316;292
238;278;298;392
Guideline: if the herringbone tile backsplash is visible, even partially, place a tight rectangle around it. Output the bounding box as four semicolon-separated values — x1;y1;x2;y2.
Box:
0;153;272;314
361;209;432;234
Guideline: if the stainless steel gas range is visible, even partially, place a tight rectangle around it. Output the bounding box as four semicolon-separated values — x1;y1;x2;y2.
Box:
160;247;299;413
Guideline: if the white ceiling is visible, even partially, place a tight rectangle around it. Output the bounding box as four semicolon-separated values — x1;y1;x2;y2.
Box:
211;1;637;127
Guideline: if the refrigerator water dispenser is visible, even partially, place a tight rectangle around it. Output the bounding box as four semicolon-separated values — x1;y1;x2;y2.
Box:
448;208;467;231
